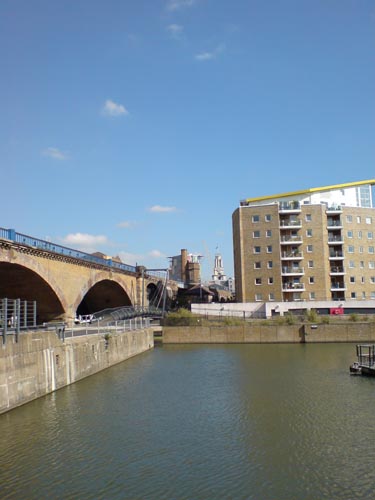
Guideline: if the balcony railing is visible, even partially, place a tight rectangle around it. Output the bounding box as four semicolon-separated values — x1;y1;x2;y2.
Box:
328;236;344;243
280;236;303;243
330;266;345;274
326;206;343;213
279;201;301;212
281;251;303;259
329;251;344;258
282;283;305;291
327;220;342;228
279;219;302;228
331;282;346;290
282;267;304;275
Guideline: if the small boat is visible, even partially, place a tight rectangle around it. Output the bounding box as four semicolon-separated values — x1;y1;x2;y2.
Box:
349;361;362;375
350;344;375;376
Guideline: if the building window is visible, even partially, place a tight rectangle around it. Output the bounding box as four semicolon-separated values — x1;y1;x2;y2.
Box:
255;293;262;301
362;291;366;299
306;229;313;237
305;214;312;222
370;277;375;284
268;277;274;284
369;246;375;254
361;276;365;284
366;217;372;224
255;278;262;285
267;261;273;269
265;214;272;222
346;215;352;223
349;260;355;268
360;261;364;268
308;260;314;268
350;276;355;283
267;245;272;253
348;245;354;253
266;230;272;237
307;245;313;252
359;246;364;254
252;215;260;223
253;230;260;238
357;216;361;223
369;261;375;269
371;292;375;299
351;292;357;299
309;276;315;284
368;232;373;239
309;292;316;300
254;246;261;254
254;261;261;269
347;230;353;238
269;293;275;301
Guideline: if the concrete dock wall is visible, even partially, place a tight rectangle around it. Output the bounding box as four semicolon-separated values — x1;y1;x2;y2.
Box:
163;322;375;344
0;329;153;414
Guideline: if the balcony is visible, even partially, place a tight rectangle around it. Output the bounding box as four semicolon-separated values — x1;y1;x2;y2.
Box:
326;205;343;214
281;251;303;260
280;235;303;244
282;266;304;276
279;219;302;229
330;266;345;275
329;251;344;260
328;235;344;244
282;282;305;292
327;220;343;229
278;201;301;214
331;282;346;291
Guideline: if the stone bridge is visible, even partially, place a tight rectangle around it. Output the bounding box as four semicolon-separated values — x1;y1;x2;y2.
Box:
0;235;178;323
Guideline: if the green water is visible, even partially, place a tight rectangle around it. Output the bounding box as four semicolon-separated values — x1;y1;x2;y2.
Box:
1;343;374;499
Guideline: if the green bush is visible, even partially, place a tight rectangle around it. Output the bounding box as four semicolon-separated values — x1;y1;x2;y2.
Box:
305;309;319;323
285;313;296;325
349;313;359;322
321;316;330;324
164;309;201;326
223;317;244;326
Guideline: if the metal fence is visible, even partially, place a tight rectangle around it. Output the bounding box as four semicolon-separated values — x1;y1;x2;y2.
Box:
59;317;152;341
0;298;37;343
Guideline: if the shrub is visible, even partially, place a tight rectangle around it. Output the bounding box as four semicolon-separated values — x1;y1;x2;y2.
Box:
349;313;359;322
285;313;296;325
321;316;330;324
223;317;244;326
164;309;201;326
305;309;319;323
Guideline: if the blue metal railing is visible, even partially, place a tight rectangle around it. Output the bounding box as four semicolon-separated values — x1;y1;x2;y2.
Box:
0;227;138;273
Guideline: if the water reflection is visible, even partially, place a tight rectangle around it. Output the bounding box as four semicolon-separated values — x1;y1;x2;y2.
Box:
1;344;374;499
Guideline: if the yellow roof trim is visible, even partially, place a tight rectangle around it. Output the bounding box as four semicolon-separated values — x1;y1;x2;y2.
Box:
244;179;375;203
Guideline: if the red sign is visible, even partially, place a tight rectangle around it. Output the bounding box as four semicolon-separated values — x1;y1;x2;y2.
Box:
330;307;344;315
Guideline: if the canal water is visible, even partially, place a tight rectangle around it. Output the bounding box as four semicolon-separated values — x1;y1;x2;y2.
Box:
1;343;375;500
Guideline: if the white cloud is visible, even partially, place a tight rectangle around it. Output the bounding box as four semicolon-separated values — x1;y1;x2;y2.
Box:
61;233;109;253
42;147;68;160
195;43;226;62
166;0;196;11
118;251;144;266
149;249;166;258
117;221;135;229
167;24;184;38
102;99;129;117
148;205;177;213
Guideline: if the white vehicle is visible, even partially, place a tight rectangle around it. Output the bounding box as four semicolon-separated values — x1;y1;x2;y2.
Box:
74;314;94;324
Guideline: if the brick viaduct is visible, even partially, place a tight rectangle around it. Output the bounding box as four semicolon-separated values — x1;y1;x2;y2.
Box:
0;238;177;323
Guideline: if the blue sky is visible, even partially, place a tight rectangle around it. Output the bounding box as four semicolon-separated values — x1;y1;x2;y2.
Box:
1;0;374;280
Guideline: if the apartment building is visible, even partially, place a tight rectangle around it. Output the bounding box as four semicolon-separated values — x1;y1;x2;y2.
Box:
232;180;375;303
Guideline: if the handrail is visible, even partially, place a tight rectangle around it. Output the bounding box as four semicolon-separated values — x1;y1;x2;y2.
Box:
0;227;137;273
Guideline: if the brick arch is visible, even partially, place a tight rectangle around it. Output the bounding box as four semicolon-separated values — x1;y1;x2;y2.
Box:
0;261;66;322
73;275;135;317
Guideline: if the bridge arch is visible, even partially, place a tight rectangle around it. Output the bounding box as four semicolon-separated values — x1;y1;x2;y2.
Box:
0;262;65;323
75;278;133;317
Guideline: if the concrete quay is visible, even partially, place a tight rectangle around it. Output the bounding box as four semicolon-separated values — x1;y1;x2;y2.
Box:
162;322;375;344
0;328;154;414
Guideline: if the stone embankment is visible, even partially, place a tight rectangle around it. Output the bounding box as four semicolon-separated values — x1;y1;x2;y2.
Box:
0;328;153;414
163;322;375;344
